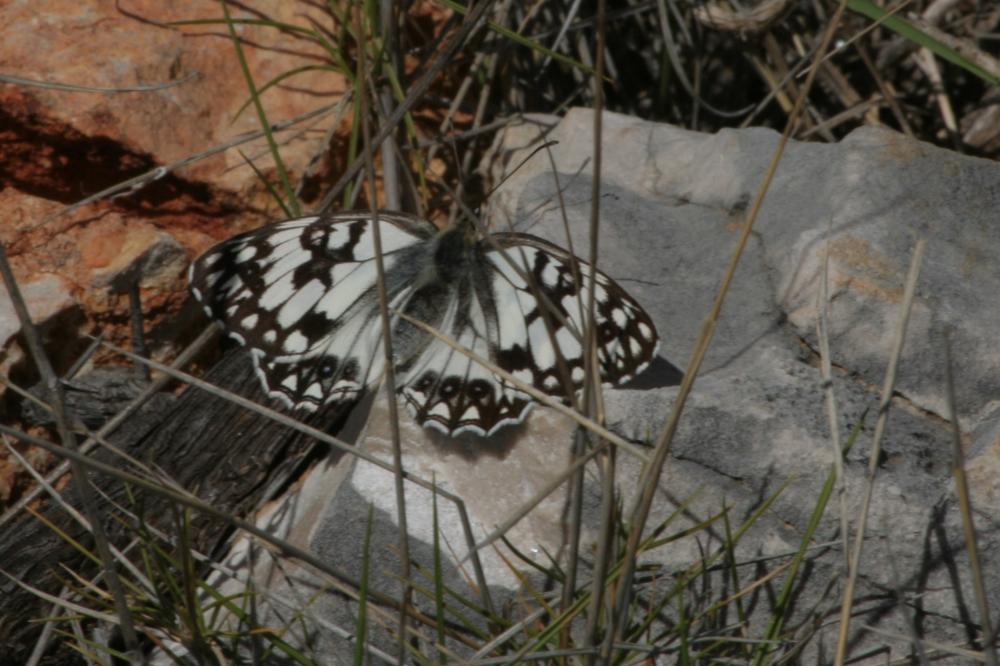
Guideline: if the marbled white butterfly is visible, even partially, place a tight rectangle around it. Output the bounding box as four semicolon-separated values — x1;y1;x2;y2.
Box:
189;212;658;436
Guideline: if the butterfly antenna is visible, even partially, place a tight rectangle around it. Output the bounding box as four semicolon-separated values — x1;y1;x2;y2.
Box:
459;140;559;236
482;140;559;203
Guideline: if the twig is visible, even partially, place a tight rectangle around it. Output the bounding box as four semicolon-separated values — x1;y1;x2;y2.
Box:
944;331;997;666
356;7;412;661
834;239;926;665
610;0;854;649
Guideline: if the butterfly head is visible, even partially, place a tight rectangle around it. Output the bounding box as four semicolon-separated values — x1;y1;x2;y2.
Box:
430;223;478;284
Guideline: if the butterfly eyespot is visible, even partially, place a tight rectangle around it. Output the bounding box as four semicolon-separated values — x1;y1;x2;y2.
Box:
416;372;437;391
188;212;658;436
468;379;491;402
439;377;460;398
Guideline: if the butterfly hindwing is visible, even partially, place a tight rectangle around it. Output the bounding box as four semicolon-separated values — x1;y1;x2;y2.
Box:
397;267;534;436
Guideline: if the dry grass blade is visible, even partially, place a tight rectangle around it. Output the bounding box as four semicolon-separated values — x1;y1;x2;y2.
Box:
834;239;926;664
862;623;988;661
0;71;198;93
316;0;497;213
610;0;854;649
944;331;997;665
817;234;849;567
24;585;74;666
92;340;497;616
466;440;607;558
356;6;412;661
41;101;344;226
2;438;153;594
582;2;618;658
1;570;121;625
0;421;485;642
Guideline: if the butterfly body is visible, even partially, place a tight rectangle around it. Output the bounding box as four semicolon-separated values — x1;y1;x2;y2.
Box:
190;212;658;437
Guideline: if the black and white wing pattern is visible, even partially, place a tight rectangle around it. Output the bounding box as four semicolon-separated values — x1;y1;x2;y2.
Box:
189;213;436;410
189;212;659;437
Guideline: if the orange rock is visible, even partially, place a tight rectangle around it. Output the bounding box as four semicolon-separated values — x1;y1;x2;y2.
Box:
0;1;346;193
79;219;127;270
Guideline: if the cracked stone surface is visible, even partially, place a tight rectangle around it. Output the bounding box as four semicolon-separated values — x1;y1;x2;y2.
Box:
485;108;1000;661
206;109;1000;663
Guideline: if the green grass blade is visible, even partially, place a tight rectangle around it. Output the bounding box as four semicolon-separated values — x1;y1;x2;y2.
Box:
432;480;447;664
230;64;341;123
220;0;301;216
354;503;375;665
752;416;868;665
847;0;1000;85
434;0;595;77
239;149;294;217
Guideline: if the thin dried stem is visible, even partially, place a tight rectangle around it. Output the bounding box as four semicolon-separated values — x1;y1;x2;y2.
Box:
817;233;849;568
610;0;853;650
316;0;497;213
0;422;485;645
356;7;412;661
944;331;997;665
0;326;218;531
834;239;926;664
93;339;496;616
0;71;197;93
466;441;607;558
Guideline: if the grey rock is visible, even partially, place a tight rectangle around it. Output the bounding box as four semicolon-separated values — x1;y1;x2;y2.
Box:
91;228;188;292
200;109;1000;664
0;273;77;346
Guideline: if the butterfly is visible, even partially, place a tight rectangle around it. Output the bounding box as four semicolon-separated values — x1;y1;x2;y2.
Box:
188;212;659;437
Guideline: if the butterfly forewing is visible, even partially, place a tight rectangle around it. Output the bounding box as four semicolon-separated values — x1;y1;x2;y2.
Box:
189;213;659;436
487;234;659;393
189;213;435;409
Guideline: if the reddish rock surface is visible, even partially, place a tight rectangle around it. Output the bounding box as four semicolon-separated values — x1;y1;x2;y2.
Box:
1;1;345;193
0;1;350;356
0;1;352;503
